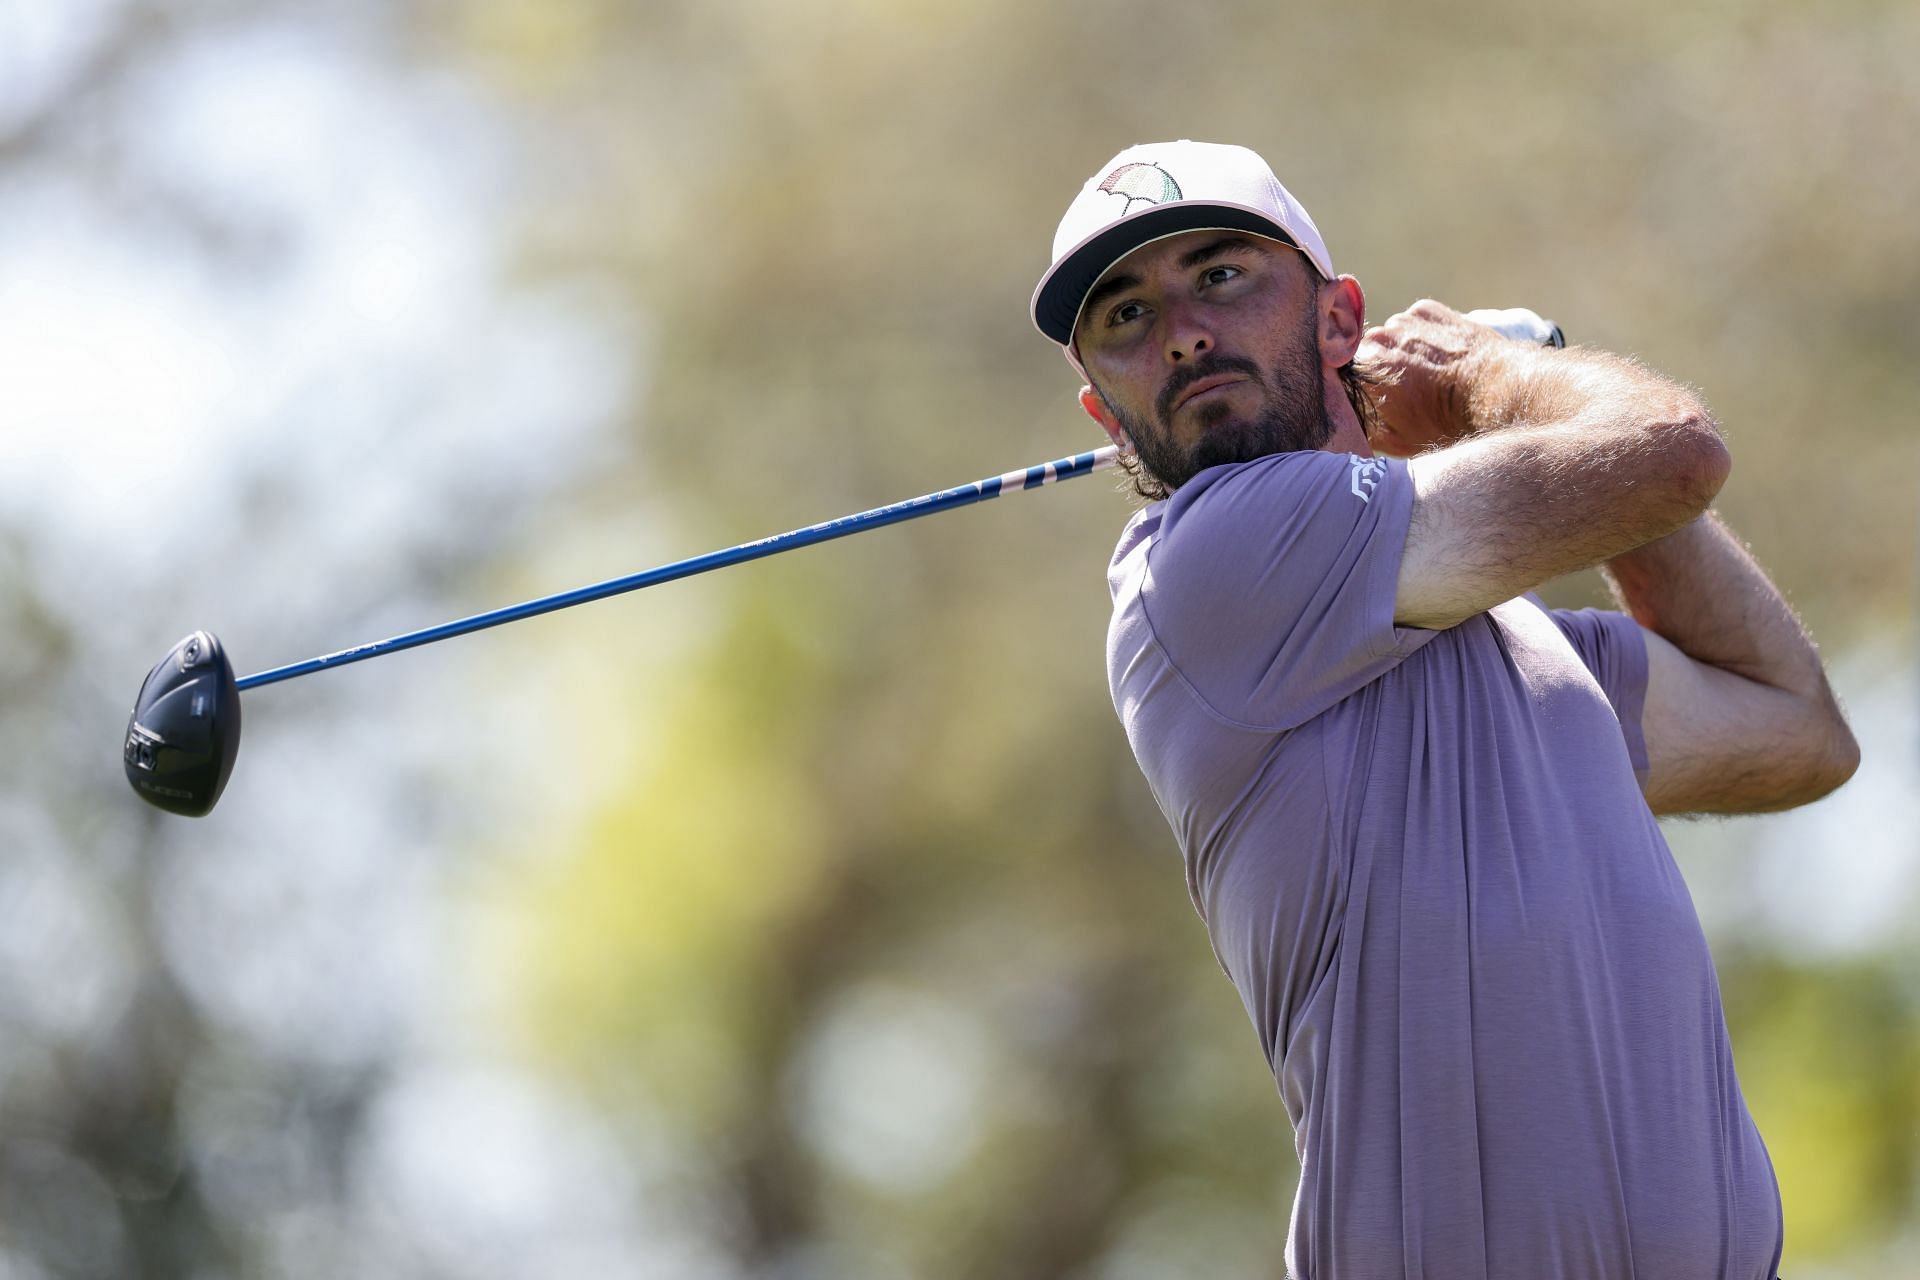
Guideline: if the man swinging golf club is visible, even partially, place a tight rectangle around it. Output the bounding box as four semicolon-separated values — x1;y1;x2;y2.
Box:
1033;140;1857;1279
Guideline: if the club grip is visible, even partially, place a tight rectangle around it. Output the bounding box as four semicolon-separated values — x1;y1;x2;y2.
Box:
1465;307;1566;348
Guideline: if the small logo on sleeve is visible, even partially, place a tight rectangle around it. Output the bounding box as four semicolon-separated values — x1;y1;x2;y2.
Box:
1349;456;1387;503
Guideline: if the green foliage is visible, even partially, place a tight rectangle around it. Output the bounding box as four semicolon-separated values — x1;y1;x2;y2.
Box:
454;0;1919;1269
501;593;843;1129
4;0;1911;1273
1720;953;1919;1255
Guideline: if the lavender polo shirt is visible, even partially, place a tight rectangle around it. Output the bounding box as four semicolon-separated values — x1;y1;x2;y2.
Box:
1106;450;1782;1280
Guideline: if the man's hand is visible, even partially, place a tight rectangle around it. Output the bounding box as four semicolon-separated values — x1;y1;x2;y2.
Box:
1358;301;1536;457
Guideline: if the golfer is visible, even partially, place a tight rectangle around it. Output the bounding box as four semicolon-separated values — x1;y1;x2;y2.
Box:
1032;140;1857;1279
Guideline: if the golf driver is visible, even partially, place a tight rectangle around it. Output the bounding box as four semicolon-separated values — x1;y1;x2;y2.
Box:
123;308;1566;817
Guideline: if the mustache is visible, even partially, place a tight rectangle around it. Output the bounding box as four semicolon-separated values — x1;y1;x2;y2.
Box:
1158;354;1265;423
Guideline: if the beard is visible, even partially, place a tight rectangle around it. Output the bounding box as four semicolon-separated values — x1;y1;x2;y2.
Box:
1100;307;1334;496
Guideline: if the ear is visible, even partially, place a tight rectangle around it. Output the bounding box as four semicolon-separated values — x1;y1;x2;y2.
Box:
1318;274;1367;367
1079;384;1132;451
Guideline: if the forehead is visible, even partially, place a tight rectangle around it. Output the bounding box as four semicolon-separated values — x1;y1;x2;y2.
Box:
1088;228;1288;292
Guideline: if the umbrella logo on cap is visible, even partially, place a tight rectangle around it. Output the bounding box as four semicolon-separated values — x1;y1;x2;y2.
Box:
1098;162;1182;215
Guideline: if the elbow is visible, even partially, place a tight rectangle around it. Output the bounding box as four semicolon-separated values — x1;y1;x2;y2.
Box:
1812;718;1863;799
1666;411;1731;516
1779;710;1862;809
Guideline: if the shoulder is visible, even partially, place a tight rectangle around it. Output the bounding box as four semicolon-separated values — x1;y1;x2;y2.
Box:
1107;450;1431;732
1163;451;1391;534
1146;451;1412;598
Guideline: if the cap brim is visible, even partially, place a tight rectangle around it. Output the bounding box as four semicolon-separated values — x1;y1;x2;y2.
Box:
1030;201;1315;347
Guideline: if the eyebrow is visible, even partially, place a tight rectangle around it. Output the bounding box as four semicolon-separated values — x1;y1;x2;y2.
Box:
1079;235;1277;324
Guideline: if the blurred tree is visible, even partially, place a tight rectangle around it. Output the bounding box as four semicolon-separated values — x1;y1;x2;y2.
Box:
1720;951;1920;1257
452;0;1918;1272
2;0;1914;1276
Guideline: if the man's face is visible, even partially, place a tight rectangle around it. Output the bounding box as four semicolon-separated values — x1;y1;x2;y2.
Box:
1072;231;1334;494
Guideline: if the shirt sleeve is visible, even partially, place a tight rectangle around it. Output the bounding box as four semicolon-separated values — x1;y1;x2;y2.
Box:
1139;452;1438;731
1549;607;1652;787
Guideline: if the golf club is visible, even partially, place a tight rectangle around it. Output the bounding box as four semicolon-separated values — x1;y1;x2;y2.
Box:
123;308;1566;817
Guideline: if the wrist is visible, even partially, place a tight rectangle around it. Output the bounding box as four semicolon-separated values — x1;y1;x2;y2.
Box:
1459;340;1554;434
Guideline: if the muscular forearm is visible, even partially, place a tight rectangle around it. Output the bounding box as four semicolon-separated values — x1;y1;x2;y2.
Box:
1606;513;1860;812
1369;312;1719;470
1604;514;1826;698
1464;340;1711;449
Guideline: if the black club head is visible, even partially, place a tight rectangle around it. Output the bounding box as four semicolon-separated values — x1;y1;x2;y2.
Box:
124;631;242;817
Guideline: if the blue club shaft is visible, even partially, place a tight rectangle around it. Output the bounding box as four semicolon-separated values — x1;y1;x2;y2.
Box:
236;445;1120;691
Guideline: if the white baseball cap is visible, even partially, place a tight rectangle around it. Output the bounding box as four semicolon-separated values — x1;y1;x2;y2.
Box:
1030;140;1335;349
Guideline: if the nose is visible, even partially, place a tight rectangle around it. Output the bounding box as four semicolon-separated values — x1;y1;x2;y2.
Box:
1162;300;1212;364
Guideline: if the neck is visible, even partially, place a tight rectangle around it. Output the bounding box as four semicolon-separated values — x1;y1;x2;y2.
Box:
1318;368;1373;457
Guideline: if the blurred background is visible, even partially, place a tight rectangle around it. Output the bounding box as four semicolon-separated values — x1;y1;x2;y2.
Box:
1;0;1915;1275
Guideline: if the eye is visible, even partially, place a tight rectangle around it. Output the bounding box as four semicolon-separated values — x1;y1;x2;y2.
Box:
1200;264;1242;288
1106;299;1148;328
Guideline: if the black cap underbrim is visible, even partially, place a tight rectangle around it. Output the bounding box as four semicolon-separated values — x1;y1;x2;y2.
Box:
1030;203;1303;347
